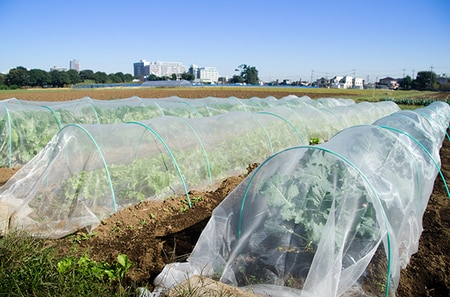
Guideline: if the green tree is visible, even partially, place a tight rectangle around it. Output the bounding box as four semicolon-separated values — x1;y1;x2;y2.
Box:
50;70;70;88
94;71;109;84
181;72;195;81
5;66;29;87
108;73;121;83
399;75;412;90
147;74;159;81
123;73;133;82
413;71;437;90
67;69;81;85
28;69;51;87
79;69;95;82
237;64;259;85
230;75;244;84
3;66;135;87
113;72;126;83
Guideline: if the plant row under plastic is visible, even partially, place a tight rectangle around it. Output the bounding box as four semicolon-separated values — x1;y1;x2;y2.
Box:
0;99;399;238
0;95;355;167
153;101;450;297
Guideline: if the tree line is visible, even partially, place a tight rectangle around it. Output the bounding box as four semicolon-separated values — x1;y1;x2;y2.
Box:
0;66;134;89
398;71;449;91
2;66;445;91
0;63;262;89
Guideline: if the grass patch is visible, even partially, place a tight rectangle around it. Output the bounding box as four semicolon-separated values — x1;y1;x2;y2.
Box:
0;230;134;296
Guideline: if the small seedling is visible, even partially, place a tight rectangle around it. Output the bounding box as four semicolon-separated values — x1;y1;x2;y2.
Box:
69;232;96;244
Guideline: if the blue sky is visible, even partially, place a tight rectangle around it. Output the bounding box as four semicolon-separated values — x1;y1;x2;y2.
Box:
1;0;449;82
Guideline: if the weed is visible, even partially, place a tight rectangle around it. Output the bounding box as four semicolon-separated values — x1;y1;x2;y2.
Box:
111;225;121;233
57;253;132;282
191;196;203;203
69;231;97;244
309;137;321;145
0;230;134;296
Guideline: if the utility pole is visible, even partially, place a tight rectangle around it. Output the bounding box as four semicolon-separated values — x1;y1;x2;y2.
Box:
430;66;434;90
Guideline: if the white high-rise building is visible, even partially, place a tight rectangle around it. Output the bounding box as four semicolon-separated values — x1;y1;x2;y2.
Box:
198;67;219;83
69;59;80;72
190;64;219;83
148;61;188;77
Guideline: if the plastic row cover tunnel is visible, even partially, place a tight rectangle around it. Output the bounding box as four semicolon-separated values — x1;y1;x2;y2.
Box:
0;100;399;239
0;96;355;167
153;101;450;297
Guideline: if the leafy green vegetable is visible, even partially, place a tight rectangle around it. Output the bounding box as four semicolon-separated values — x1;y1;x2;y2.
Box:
260;148;379;250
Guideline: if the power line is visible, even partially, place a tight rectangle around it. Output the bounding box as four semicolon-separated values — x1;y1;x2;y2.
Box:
257;66;449;82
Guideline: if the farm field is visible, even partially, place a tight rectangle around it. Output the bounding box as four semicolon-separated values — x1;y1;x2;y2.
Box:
0;86;448;102
0;87;449;296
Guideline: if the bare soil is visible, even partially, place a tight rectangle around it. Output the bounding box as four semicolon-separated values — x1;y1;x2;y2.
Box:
0;90;449;296
0;87;364;101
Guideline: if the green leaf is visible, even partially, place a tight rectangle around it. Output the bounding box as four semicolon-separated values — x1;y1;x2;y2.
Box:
117;254;130;269
57;258;73;273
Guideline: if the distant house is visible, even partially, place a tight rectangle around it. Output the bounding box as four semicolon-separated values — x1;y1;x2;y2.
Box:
330;76;343;88
280;79;292;85
353;77;364;89
330;76;353;89
379;77;399;90
316;77;330;88
316;75;364;89
437;74;448;85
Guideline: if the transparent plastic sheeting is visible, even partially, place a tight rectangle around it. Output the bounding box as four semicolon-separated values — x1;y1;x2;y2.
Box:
153;102;450;297
0;101;399;239
0;95;356;167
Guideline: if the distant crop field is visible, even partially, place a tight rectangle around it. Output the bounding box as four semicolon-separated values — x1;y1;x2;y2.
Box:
0;86;442;102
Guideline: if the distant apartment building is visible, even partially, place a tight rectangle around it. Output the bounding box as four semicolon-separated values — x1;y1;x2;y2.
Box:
133;59;150;78
148;61;188;77
190;64;219;83
50;66;67;72
198;67;219;83
134;60;218;81
69;59;80;72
